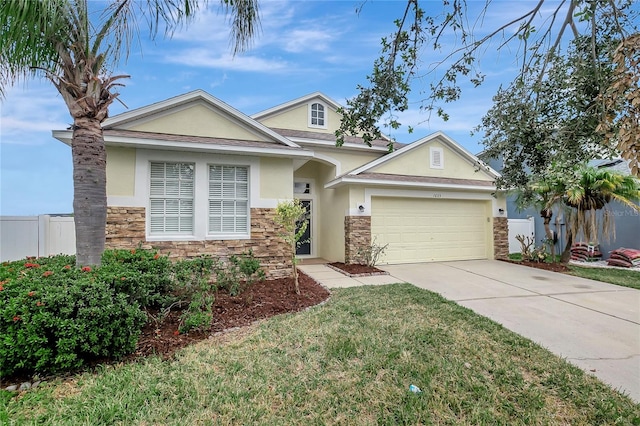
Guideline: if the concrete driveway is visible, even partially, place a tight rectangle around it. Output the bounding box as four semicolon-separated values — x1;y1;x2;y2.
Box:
382;260;640;402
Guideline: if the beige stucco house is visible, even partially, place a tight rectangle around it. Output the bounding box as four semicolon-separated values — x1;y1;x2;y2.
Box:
53;90;508;278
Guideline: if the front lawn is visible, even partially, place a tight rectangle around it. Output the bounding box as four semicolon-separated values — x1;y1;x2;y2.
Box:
2;284;638;425
568;265;640;290
510;252;640;290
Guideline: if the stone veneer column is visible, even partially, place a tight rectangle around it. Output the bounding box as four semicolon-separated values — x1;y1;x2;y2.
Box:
493;216;509;260
344;216;371;264
105;207;291;279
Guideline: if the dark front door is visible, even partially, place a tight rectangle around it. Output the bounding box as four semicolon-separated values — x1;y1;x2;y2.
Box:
296;200;311;256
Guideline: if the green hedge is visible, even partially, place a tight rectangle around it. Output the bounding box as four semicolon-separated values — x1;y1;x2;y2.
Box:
1;248;265;378
0;250;168;377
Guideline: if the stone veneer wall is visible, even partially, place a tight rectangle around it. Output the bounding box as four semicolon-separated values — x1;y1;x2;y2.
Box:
105;207;291;279
344;216;372;264
493;217;509;260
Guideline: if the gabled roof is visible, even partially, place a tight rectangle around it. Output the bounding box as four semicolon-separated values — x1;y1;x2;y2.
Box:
325;131;500;189
272;127;402;152
251;92;342;121
101;89;300;148
253;92;399;151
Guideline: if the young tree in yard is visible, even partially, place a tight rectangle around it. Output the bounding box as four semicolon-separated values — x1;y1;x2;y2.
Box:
527;164;640;262
336;0;640;175
274;199;308;295
0;0;259;267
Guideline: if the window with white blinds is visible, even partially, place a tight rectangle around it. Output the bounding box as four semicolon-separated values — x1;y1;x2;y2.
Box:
149;162;194;234
208;165;249;235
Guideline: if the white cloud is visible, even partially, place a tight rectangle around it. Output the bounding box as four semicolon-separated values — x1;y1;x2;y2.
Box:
282;29;334;53
1;84;69;145
165;49;289;72
209;73;229;88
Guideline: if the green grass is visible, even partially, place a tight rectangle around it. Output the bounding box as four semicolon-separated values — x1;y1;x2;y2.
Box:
2;284;638;425
568;265;640;290
510;252;640;290
508;252;523;261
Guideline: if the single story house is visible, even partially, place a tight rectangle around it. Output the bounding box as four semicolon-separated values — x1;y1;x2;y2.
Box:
53;90;508;278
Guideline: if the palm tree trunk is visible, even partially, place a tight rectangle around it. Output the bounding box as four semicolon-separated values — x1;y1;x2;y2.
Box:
560;229;573;263
541;209;556;261
72;116;107;267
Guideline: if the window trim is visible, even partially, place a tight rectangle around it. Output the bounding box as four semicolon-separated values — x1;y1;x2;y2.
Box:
139;151;259;242
207;164;250;238
148;161;195;237
308;101;327;129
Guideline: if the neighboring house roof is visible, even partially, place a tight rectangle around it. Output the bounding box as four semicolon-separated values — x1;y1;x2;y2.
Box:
593;158;632;175
326;131;500;189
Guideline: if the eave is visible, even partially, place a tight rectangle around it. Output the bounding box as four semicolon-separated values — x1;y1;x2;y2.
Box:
325;173;497;192
52;129;312;159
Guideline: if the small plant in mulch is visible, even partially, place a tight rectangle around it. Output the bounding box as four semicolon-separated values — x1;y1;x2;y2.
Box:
356;237;389;267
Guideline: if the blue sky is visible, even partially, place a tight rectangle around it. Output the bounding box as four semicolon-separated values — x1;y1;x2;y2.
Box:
1;1;563;215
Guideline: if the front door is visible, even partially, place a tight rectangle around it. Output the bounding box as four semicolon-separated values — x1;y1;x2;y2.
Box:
296;200;312;256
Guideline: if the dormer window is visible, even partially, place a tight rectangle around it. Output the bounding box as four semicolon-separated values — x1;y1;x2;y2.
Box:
309;102;326;128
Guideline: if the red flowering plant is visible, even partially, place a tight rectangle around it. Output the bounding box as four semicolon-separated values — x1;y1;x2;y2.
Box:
0;252;150;378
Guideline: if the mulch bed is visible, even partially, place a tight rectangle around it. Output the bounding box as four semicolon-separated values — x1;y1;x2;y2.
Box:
328;262;388;276
133;271;330;360
2;271;330;389
500;259;571;273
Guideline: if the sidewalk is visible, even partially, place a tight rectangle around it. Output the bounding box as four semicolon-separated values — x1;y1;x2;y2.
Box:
297;263;399;288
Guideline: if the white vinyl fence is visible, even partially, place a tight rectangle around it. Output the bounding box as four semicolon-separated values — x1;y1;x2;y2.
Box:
0;215;76;262
508;217;535;254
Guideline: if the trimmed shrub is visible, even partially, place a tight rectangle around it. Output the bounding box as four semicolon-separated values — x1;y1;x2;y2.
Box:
0;257;146;377
98;248;175;308
216;250;266;296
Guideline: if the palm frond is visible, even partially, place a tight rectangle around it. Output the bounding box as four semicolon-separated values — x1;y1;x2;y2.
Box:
0;0;73;96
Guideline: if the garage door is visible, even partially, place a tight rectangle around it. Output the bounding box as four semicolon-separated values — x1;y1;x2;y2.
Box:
371;197;490;264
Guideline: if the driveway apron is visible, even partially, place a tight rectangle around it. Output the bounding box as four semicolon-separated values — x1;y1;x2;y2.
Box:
382;260;640;402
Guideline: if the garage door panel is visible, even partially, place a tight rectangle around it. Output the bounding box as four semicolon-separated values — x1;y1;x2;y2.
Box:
372;197;489;264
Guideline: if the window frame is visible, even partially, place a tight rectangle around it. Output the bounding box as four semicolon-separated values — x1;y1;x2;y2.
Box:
140;151;256;242
208;164;250;237
148;161;195;236
308;102;327;129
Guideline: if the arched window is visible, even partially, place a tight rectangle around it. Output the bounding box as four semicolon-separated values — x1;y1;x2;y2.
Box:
309;102;325;127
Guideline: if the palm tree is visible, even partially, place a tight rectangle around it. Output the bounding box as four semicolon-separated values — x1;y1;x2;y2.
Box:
529;164;640;262
0;0;259;266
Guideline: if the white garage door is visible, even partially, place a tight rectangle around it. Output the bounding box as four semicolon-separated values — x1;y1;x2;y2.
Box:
371;197;490;264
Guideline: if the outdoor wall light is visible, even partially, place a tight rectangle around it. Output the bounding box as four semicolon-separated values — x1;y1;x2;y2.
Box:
498;208;505;214
358;204;365;213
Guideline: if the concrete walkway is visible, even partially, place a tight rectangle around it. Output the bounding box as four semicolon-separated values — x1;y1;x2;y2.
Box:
298;260;640;402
